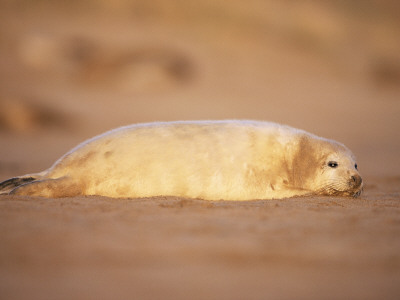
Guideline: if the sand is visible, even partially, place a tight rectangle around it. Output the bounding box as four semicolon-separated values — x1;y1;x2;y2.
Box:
1;186;400;300
0;1;400;299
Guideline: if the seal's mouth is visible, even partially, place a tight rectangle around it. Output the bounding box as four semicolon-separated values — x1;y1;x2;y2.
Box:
351;187;363;198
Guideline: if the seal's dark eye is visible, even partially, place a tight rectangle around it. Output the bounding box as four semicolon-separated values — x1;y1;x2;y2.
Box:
355;164;358;170
328;161;338;168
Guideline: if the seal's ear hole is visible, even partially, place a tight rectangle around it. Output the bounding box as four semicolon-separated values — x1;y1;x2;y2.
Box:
328;161;338;168
355;163;358;170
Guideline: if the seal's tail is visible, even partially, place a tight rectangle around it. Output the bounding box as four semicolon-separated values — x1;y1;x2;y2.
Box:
0;175;41;195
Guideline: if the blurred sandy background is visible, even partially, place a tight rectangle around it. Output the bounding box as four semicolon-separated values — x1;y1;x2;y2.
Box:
0;1;400;299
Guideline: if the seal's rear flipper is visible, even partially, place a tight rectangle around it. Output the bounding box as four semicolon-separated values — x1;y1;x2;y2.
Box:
0;176;37;195
9;177;83;198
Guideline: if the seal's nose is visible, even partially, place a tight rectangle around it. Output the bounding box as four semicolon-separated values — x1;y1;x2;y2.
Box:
351;174;363;187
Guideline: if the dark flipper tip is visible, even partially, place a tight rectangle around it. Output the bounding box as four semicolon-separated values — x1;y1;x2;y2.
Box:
0;177;37;193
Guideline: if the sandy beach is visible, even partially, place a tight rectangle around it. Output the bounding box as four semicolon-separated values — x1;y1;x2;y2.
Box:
1;1;400;299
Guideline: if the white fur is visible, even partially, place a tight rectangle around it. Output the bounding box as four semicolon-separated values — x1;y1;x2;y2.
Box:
4;120;362;200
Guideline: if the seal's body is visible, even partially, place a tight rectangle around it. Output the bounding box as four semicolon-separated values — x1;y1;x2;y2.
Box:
0;120;363;200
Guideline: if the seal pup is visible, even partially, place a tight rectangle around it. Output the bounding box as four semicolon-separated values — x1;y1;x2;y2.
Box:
0;120;363;200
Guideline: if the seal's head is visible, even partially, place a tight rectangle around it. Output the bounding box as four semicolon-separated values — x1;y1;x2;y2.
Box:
290;135;363;198
317;143;363;197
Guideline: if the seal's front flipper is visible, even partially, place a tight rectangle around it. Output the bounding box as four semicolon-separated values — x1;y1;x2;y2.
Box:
0;176;37;195
9;177;83;198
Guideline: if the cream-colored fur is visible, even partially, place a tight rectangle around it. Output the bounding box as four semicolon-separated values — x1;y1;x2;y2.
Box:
1;120;363;200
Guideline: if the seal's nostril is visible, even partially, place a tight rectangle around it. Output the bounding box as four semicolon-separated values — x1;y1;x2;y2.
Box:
351;175;362;187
